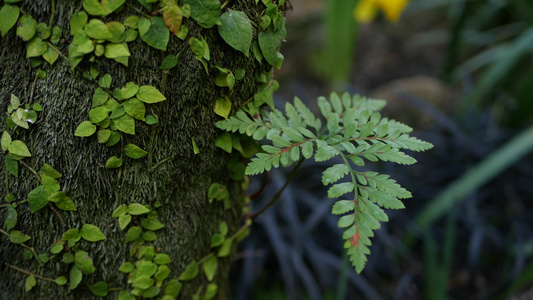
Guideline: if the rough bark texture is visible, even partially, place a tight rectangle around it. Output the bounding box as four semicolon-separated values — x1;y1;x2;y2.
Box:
0;1;267;299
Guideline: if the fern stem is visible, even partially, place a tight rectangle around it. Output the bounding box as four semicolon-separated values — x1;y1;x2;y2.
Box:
246;158;304;220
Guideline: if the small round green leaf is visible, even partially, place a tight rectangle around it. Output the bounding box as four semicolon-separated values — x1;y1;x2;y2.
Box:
214;97;231;119
136;260;158;276
113;114;135;135
123;98;146;121
80;224;106;242
136;85;166;103
138;16;169;51
17;15;37;41
70;11;88;35
141;218;164;231
40;163;62;178
214;132;232;154
5;156;18;177
128;203;150;215
69;265;83;290
178;260;199;281
8;140;31;158
119;261;135;273
0;4;19;38
28;186;52;213
62;228;81;242
145;115;158;125
119;213;132;231
105;156;123;169
97;129;111;143
55;276;67;286
98;73;112;89
202;255;218;281
89;107;110;124
142;231;157;242
125;226;142;242
132;276;154;289
165;279;182;297
184;0;221;28
39;253;50;263
154;253;171;265
155;265;171;281
112;204;128;217
63;252;75;264
159;54;178;69
217;239;232;257
41;174;60;192
113;82;139;100
218;10;253;57
84;19;112;39
9;230;30;244
74;250;96;274
4;204;17;231
74;121;97;137
50;240;64;254
124;144;147;159
89;281;108;297
1;130;12;151
105;131;121;147
105;43;130;58
25;275;36;292
124;16;139;28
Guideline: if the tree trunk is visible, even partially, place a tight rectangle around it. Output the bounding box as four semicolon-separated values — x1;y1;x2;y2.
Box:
0;1;267;298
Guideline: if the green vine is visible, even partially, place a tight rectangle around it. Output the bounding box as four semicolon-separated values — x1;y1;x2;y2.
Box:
0;0;426;298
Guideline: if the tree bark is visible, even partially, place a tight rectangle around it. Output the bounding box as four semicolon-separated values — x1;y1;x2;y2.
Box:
0;1;267;298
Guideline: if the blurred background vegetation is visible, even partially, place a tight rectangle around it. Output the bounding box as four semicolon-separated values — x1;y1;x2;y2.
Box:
231;0;533;299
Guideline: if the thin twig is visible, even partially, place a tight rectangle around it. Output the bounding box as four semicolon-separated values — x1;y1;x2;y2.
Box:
5;169;9;194
6;264;54;282
46;42;69;62
240;72;276;109
19;160;41;183
151;156;173;170
49;0;56;27
49;204;66;228
29;73;39;103
245;158;304;220
0;229;43;267
125;2;152;18
230;220;252;240
148;54;168;171
248;171;269;200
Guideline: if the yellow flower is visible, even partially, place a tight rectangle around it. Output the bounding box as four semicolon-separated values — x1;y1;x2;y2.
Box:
353;0;410;23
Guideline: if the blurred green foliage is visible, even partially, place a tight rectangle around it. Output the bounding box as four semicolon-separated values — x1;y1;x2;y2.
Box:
442;0;533;126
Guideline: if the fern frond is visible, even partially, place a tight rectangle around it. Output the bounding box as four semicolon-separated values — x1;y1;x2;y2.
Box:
217;92;433;274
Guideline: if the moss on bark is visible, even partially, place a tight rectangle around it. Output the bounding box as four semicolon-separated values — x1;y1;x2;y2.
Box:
0;1;268;298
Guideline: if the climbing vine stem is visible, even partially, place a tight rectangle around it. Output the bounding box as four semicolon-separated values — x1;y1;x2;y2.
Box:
6;264;54;282
0;229;42;267
245;157;304;220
